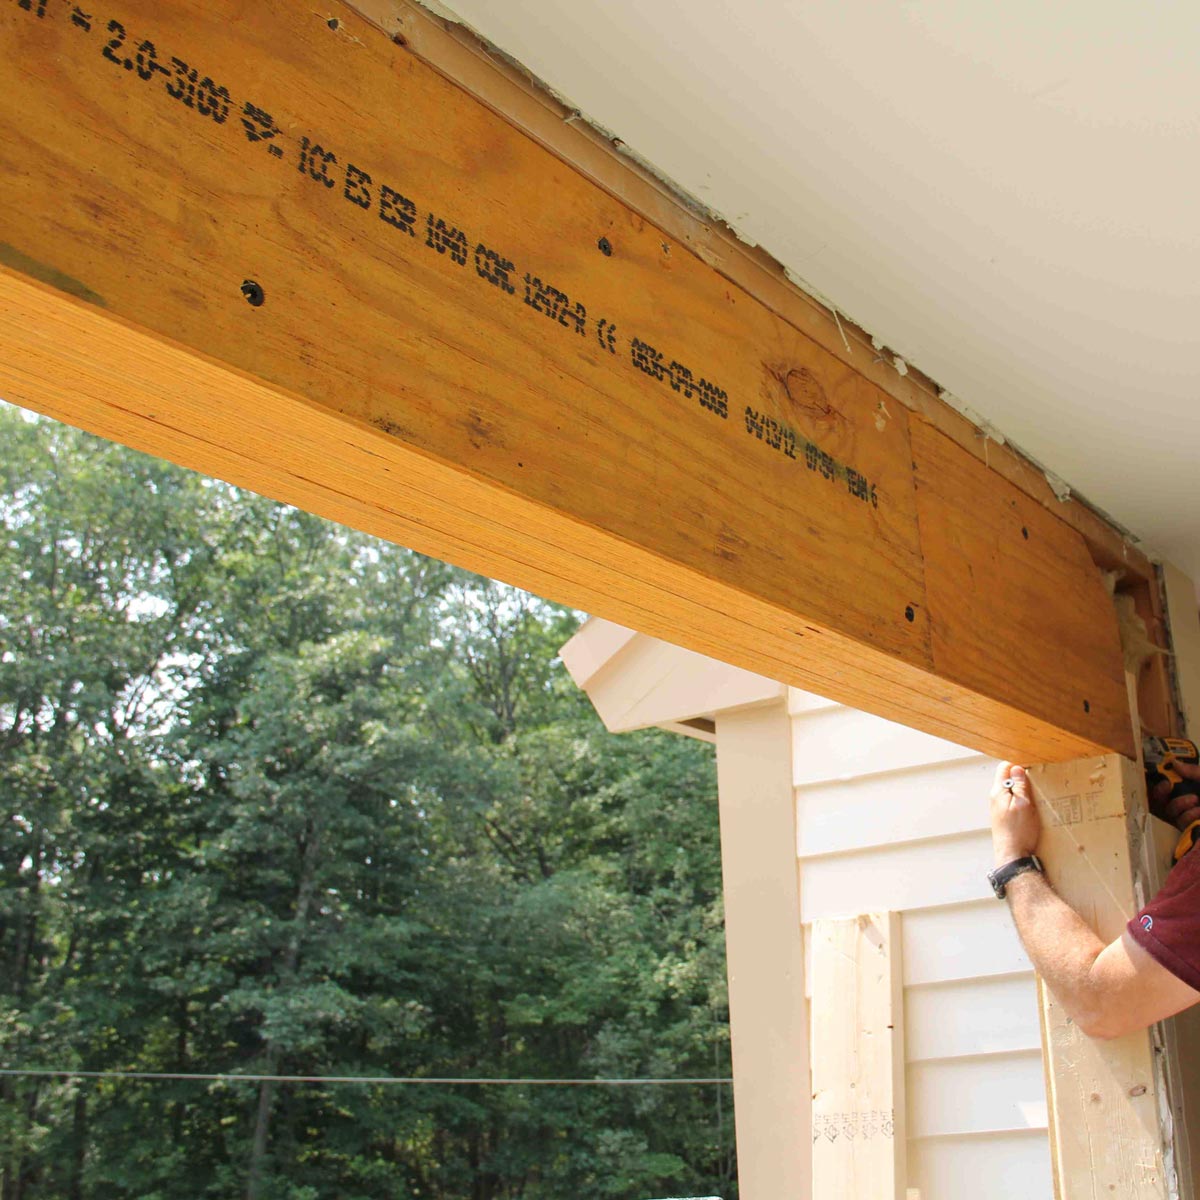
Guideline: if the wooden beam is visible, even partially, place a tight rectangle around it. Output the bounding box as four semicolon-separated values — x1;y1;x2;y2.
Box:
348;0;1156;589
715;702;810;1200
810;912;905;1199
0;0;1132;761
1030;753;1179;1198
385;0;1170;745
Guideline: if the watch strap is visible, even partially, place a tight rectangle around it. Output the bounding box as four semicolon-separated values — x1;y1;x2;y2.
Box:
987;855;1044;899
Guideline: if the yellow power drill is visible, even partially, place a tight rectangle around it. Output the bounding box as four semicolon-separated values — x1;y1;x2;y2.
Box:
1143;735;1200;861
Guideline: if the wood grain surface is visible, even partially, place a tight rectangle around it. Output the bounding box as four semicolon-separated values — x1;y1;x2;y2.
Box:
810;912;906;1199
0;0;1132;760
1031;754;1174;1199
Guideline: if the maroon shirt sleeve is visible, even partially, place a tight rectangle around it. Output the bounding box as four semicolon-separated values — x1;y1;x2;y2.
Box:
1127;846;1200;992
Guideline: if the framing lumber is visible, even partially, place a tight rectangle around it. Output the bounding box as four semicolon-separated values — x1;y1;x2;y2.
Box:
810;912;905;1199
1030;752;1181;1198
0;0;1134;761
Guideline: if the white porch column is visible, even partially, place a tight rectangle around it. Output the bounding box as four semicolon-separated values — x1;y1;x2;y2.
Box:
715;701;810;1199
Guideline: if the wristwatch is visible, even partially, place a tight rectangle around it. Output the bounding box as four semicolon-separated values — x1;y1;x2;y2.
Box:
987;855;1044;899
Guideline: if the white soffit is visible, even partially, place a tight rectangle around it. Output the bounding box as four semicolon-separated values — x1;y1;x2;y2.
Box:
435;0;1200;580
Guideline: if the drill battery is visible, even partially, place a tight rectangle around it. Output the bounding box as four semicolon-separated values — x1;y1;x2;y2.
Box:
1143;735;1200;861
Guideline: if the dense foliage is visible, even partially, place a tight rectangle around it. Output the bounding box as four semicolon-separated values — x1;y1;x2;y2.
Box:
0;408;734;1199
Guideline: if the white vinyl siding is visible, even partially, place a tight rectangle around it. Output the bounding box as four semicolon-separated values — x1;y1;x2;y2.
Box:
793;690;1052;1200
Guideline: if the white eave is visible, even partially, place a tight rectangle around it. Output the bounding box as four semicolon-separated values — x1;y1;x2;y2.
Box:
560;617;787;742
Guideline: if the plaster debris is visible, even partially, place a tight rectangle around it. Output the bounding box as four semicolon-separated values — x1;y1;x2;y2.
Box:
938;390;1007;446
784;270;853;354
413;0;465;23
832;311;851;353
864;338;910;378
1103;570;1168;674
1044;470;1072;503
875;400;892;432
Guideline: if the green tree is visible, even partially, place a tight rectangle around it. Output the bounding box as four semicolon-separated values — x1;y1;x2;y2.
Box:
0;406;230;1199
0;408;735;1199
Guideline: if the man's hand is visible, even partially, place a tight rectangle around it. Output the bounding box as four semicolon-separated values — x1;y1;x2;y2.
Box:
989;761;1041;867
1150;759;1200;831
986;760;1200;1038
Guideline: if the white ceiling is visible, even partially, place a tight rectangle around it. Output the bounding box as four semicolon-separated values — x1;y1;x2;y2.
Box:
435;0;1200;581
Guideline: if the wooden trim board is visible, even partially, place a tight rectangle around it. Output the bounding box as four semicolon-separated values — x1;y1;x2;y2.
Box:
0;0;1133;761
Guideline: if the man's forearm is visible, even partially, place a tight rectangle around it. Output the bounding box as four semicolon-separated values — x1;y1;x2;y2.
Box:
986;764;1186;1040
1004;869;1109;1031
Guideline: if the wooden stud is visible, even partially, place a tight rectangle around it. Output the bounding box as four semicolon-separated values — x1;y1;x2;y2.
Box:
1030;752;1177;1198
810;912;905;1200
0;0;1132;761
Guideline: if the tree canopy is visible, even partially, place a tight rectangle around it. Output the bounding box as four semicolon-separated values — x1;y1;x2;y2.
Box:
0;405;735;1199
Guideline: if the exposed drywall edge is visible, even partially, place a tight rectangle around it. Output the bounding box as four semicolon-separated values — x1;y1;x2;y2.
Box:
409;1;730;233
408;0;1152;563
1042;470;1072;504
936;390;1006;446
783;269;854;355
411;0;463;23
934;390;1155;553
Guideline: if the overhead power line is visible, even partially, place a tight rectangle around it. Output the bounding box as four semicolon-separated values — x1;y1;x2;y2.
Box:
0;1068;732;1087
